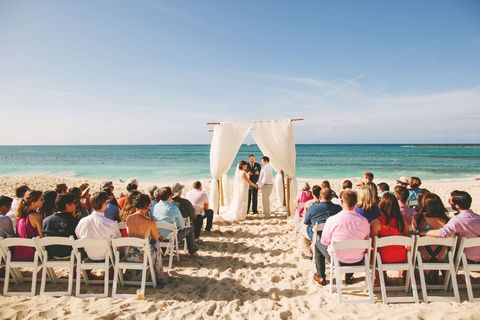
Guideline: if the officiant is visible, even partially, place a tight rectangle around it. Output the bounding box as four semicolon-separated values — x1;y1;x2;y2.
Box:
246;154;261;214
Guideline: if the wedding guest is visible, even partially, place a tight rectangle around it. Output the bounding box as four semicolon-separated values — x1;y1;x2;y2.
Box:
246;155;261;215
396;176;409;188
104;190;121;222
172;183;196;223
321;180;338;199
423;191;480;262
0;196;15;238
75;191;121;261
119;190;141;222
377;182;390;198
185;181;214;239
257;156;274;217
68;187;90;219
313;190;370;286
415;188;431;214
42;193;79;258
370;193;409;264
152;187;198;256
6;184;30;223
394;186;416;229
55;183;68;195
150;188;162;218
363;172;374;184
14;190;44;261
125;193;166;287
301;188;342;259
303;185;321;214
407;176;422;207
355;186;380;223
101;181;119;207
118;179;138;209
339;180;353;201
296;182;314;218
364;182;379;203
413;193;449;283
39;190;57;218
78;183;91;211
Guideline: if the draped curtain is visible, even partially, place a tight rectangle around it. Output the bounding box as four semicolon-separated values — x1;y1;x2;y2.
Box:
209;122;252;212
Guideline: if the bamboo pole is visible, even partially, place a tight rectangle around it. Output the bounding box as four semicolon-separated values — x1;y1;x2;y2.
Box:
286;176;291;216
281;170;286;206
216;179;220;214
219;176;224;206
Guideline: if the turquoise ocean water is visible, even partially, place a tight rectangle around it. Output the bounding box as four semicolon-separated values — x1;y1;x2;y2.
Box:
0;145;479;182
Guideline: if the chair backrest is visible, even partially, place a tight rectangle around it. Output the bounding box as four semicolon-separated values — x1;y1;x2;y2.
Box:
416;236;457;248
1;237;38;249
312;223;325;233
332;238;371;251
111;237;148;250
118;222;126;231
461;237;480;249
156;222;177;233
375;235;415;248
296;203;305;210
37;236;75;248
73;238;110;250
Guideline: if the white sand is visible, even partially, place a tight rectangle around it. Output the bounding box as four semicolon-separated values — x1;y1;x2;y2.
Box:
0;175;479;319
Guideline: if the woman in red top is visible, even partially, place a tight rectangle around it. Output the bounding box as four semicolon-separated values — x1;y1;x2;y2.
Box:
370;192;409;263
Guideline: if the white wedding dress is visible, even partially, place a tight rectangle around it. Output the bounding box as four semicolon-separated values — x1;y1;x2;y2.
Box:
217;168;249;222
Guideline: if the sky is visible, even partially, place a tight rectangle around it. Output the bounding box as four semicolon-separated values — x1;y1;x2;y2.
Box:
0;0;479;145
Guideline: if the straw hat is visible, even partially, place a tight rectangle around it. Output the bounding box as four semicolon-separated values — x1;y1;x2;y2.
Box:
79;183;90;197
397;176;410;185
171;183;185;197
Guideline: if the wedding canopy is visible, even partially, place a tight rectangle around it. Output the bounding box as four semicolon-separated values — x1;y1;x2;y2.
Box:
208;119;302;216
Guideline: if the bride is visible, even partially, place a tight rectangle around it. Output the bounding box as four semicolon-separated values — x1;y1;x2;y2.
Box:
217;160;259;223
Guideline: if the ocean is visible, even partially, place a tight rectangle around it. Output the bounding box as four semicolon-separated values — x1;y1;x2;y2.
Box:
0;144;479;182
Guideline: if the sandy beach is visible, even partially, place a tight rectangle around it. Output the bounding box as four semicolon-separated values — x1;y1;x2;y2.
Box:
0;175;479;319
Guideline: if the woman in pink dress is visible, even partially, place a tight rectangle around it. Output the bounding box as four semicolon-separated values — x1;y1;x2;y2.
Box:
296;182;314;218
14;190;44;261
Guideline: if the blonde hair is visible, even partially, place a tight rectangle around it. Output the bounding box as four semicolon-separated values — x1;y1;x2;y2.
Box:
16;190;43;219
120;191;141;222
357;186;376;212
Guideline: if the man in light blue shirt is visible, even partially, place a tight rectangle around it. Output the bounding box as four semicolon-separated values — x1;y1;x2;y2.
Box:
152;187;198;256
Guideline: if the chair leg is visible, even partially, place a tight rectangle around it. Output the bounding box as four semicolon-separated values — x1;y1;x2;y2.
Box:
112;260;119;297
329;260;334;293
417;253;428;303
104;261;109;298
335;261;343;303
408;263;419;303
449;253;460;303
148;254;157;288
3;261;10;295
40;262;47;295
76;265;82;297
31;255;38;297
377;261;387;304
462;255;474;302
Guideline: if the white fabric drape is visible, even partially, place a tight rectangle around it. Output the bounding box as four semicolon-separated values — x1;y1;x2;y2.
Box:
275;173;285;210
251;120;297;211
209;122;252;212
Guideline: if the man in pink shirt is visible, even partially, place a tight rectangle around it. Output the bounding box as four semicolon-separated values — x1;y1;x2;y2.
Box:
313;190;370;286
424;191;480;262
394;186;416;230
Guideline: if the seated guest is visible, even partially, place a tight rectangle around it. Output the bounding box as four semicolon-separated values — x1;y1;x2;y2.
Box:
101;181;119;207
394;186;416;229
363;172;374;184
118;179;139;209
413;193;449;262
370;193;409;264
7;184;30;223
313;190;370;286
152;187;198;257
364;182;379;203
104;190;122;222
42;193;79;258
415;188;431;214
125;193;166;287
68;187;90;219
78;183;91;211
55;183;68;195
338;180;352;204
377;182;390;198
0;196;15;238
119;191;141;222
303;185;321;214
423;191;480;262
14;190;44;261
149;187;161;218
296;183;314;218
355;186;380;223
185;181;214;240
148;185;158;216
171;183;196;224
301;188;342;259
75;192;121;261
396;176;409;188
39;190;57;218
321;180;338;199
407;176;422;207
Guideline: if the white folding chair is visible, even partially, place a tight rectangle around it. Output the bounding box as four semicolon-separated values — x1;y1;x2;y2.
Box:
118;222;126;232
156;222;179;269
72;238;115;298
414;236;460;303
0;238;21;285
2;237;42;296
36;236;75;296
111;237;157;298
329;238;374;304
372;236;419;303
310;223;325;262
183;217;190;253
455;237;480;302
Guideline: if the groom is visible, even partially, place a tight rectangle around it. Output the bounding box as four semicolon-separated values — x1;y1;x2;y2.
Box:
257;156;274;217
246;154;261;214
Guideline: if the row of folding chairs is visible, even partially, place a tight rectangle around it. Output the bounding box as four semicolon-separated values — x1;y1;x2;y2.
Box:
0;221;183;298
310;224;480;304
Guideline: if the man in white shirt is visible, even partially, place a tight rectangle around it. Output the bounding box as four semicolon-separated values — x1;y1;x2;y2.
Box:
257;156;274;217
185;181;213;240
75;191;121;261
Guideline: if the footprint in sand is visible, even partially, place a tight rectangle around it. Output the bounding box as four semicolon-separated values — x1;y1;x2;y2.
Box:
206;303;217;316
271;275;282;283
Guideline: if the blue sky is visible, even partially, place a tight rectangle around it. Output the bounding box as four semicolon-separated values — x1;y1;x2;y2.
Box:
0;0;479;144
